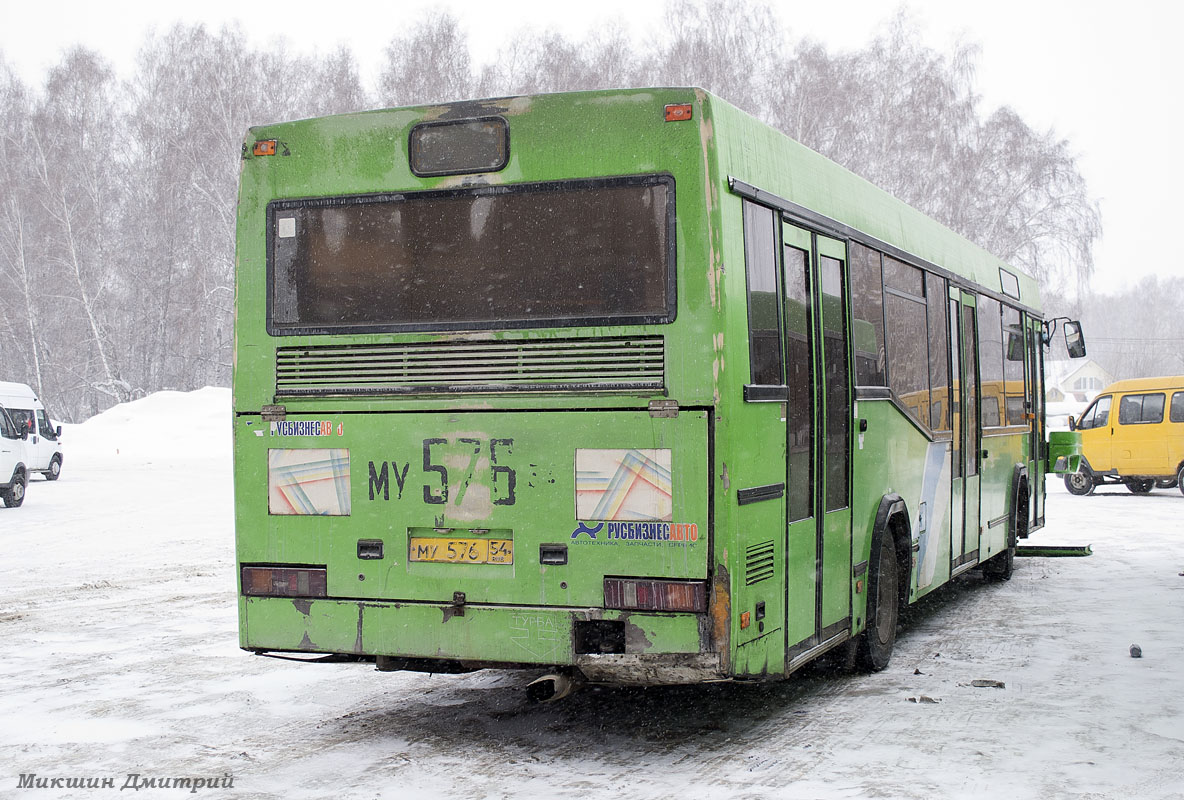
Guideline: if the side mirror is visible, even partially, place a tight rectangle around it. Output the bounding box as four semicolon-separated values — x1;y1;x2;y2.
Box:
1068;415;1076;431
55;425;62;438
19;426;28;441
1064;320;1087;358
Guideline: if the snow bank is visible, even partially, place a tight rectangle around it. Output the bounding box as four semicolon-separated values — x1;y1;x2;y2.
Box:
2;388;1182;800
66;387;231;465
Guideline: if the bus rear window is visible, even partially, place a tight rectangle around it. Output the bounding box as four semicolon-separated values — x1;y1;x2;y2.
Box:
268;175;675;334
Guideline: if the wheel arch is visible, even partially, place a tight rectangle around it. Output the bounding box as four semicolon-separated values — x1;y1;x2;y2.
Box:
3;462;28;487
870;493;912;609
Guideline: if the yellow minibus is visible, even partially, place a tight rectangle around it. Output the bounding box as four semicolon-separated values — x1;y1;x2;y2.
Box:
1066;376;1184;495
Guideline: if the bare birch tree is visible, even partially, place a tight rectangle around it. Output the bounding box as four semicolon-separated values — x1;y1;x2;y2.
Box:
27;48;131;417
0;3;1111;418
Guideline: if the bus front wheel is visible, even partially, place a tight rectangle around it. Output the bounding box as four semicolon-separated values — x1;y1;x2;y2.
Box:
856;534;899;672
1;471;26;508
1064;469;1094;496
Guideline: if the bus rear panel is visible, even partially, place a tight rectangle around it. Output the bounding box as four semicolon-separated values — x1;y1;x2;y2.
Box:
234;90;730;684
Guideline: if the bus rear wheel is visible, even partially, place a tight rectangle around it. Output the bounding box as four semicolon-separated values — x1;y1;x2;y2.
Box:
1064;469;1094;496
856;534;899;672
1178;465;1184;497
1125;478;1154;494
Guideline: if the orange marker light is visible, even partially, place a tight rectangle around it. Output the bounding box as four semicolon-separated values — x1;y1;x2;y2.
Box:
740;611;751;630
665;103;693;122
253;139;278;157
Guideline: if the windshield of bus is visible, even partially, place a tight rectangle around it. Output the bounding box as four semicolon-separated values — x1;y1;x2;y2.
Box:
268;174;675;334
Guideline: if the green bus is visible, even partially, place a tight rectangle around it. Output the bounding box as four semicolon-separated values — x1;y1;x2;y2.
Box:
233;88;1085;698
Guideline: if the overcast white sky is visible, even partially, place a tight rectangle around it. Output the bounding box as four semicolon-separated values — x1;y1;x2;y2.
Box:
1;0;1180;296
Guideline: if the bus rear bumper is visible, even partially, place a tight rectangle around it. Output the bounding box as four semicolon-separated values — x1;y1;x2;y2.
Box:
239;596;727;684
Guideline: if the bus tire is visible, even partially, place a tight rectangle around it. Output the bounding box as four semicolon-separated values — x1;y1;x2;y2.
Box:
1178;464;1184;497
1064;468;1094;496
855;532;900;672
45;455;62;481
1124;478;1153;494
1;469;26;508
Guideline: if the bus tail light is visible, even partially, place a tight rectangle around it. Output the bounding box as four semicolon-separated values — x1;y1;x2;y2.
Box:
241;566;327;598
604;577;707;613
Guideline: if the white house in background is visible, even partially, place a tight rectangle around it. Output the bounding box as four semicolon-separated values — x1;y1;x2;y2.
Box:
1045;358;1117;403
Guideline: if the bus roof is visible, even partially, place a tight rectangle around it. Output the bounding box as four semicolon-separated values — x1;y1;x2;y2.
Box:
242;86;1043;311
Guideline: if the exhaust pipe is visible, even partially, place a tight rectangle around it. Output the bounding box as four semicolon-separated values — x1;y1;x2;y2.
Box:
525;670;583;703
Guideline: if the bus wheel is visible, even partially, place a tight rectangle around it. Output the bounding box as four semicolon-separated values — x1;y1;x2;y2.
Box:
1155;478;1178;490
856;534;899;672
1125;479;1154;494
45;455;62;481
1;471;26;507
1178;465;1184;497
1064;469;1094;496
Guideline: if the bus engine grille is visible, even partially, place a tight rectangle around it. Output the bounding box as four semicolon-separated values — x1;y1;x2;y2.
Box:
274;336;666;396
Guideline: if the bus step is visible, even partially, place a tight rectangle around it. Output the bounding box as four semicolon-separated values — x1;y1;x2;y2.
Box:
1015;544;1093;557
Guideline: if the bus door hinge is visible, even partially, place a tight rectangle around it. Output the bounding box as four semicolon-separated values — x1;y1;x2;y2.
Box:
261;404;287;421
648;399;679;418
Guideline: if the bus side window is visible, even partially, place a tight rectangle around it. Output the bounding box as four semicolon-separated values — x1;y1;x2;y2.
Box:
883;257;928;427
1002;306;1025;425
926;273;950;432
742;201;783;386
977;295;1004;427
981;396;1001;428
850;243;886;387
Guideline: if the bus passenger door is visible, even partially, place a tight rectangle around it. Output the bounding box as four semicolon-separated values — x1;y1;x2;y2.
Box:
782;223;852;665
957;292;982;566
1025;315;1044;526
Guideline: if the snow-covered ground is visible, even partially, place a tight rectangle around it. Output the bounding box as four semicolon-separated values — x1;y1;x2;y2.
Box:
1;388;1182;799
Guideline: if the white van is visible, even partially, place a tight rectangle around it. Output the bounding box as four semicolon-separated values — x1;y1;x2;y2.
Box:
0;382;63;481
0;404;29;506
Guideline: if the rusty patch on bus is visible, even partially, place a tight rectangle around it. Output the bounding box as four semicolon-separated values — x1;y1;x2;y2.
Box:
355;606;364;654
709;564;731;670
620;614;654;653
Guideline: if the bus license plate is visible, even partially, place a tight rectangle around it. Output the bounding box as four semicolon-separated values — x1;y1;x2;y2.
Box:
408;537;514;565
